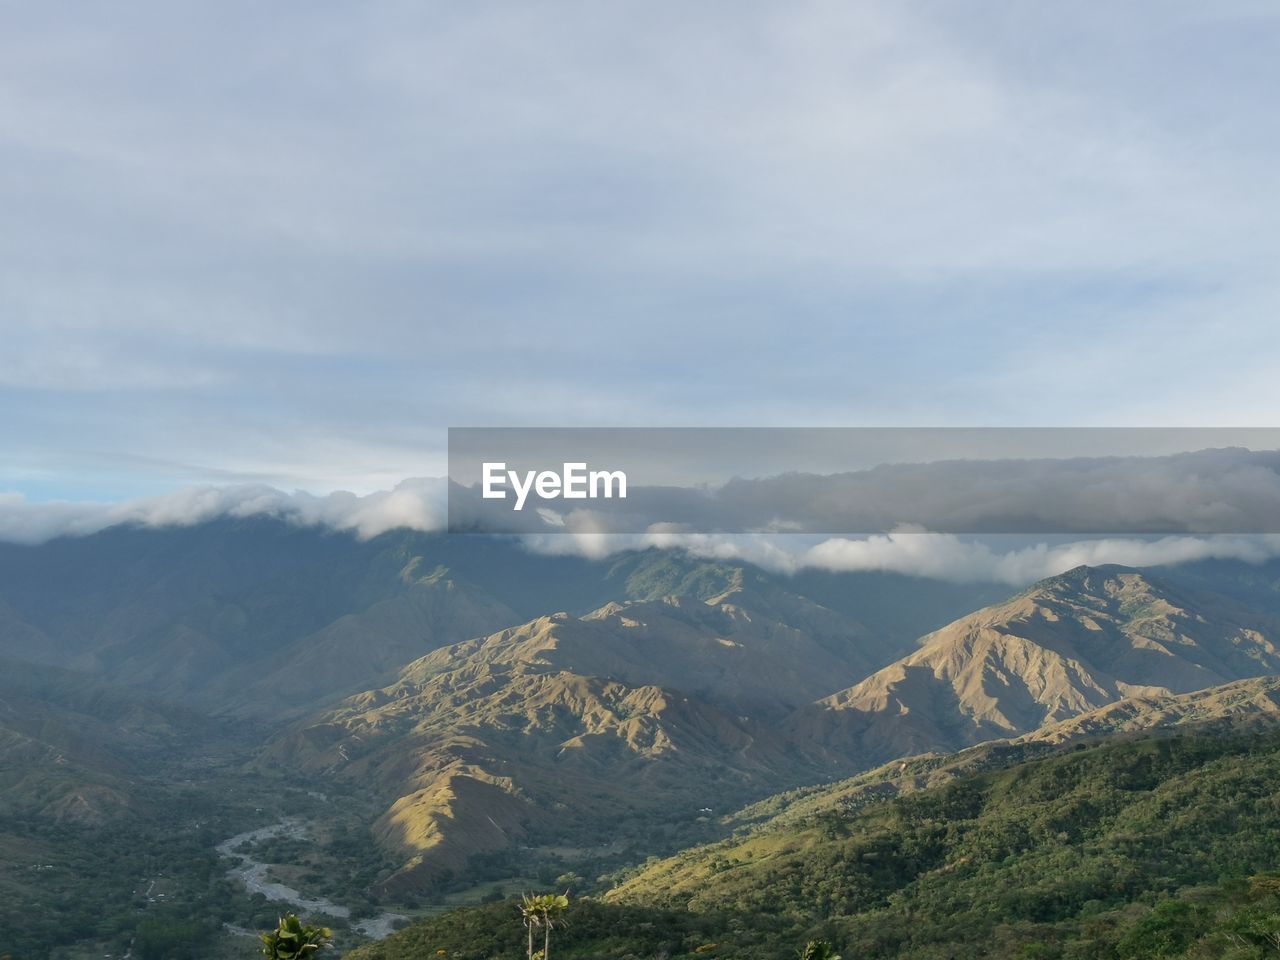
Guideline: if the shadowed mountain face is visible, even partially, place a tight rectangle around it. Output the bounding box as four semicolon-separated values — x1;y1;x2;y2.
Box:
0;657;215;823
789;565;1280;765
0;523;573;717
0;520;1000;720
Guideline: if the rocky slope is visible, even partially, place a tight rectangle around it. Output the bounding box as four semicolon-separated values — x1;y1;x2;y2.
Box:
789;565;1280;764
263;583;885;891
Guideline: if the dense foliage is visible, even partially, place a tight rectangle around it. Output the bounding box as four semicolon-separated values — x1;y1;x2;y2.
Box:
0;775;392;960
260;913;333;960
0;791;237;960
347;730;1280;959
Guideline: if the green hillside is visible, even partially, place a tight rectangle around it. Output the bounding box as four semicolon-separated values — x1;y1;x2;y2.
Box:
349;727;1280;960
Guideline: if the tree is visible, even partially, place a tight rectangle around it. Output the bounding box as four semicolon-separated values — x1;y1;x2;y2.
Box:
799;940;841;960
134;914;213;960
259;914;333;960
518;896;540;960
519;893;569;960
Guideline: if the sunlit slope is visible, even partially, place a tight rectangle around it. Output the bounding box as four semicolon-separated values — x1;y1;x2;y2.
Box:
262;583;886;891
789;565;1280;764
608;726;1280;957
346;726;1280;960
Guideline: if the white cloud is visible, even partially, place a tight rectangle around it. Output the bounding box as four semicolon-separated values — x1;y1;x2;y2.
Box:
523;528;1280;586
6;468;1280;587
4;479;1280;586
5;2;1280;496
0;479;448;545
801;532;1280;585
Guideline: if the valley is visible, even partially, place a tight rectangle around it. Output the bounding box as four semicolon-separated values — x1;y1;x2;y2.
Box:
4;520;1280;959
215;819;407;939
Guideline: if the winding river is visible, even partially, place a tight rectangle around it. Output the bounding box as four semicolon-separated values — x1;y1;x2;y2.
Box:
215;819;408;940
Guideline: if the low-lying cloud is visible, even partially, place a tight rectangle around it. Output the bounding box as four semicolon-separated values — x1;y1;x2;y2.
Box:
798;531;1280;585
518;527;1280;586
0;479;448;545
5;473;1280;586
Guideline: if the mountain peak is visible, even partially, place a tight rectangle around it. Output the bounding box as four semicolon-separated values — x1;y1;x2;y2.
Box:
791;569;1280;767
1024;563;1141;596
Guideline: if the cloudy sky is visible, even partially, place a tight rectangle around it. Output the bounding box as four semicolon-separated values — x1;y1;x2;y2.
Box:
4;1;1280;504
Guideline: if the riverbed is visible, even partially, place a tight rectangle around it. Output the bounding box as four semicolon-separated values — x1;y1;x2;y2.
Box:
215;819;408;940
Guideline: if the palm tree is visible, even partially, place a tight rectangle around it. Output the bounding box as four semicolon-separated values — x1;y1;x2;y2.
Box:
259;914;333;960
799;940;841;960
519;893;569;960
518;895;542;960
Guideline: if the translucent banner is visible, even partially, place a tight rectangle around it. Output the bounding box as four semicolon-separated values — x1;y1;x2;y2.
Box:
447;427;1280;535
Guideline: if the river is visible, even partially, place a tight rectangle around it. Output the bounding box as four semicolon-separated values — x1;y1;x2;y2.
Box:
215;819;408;940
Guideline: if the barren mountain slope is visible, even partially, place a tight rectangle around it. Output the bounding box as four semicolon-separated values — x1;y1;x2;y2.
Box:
789;565;1280;764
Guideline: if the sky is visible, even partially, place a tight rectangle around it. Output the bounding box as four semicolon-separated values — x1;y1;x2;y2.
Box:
4;2;1280;506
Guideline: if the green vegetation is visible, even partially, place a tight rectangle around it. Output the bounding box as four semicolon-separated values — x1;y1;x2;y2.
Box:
517;894;569;960
133;911;219;960
0;772;399;960
235;817;401;918
260;914;333;960
0;788;244;960
798;941;840;960
341;899;759;960
347;730;1280;959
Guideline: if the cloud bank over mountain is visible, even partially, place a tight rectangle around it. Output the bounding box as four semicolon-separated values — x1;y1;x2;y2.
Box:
0;479;448;545
6;467;1280;585
799;531;1280;585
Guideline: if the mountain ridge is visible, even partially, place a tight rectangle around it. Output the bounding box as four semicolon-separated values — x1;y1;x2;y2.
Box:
788;564;1280;765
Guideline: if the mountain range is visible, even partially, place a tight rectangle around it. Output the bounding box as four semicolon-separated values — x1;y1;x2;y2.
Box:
0;520;999;720
263;585;876;890
6;519;1280;957
259;550;1280;891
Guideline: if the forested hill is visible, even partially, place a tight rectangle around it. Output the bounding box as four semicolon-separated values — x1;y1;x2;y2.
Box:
347;727;1280;960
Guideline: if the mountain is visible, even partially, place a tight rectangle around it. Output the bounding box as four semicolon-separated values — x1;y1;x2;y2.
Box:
789;565;1280;765
0;657;211;823
16;521;1280;959
262;582;888;891
0;522;553;717
0;518;1021;953
346;726;1280;960
0;520;999;720
209;572;522;719
599;726;1280;958
1027;673;1280;743
396;590;877;720
697;675;1280;840
1160;554;1280;618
